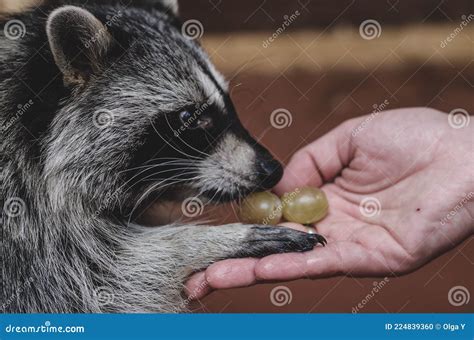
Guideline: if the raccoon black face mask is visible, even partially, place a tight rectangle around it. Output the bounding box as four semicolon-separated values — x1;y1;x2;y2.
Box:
0;0;325;313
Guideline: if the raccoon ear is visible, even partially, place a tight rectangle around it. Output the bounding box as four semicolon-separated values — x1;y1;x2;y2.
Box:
46;6;113;86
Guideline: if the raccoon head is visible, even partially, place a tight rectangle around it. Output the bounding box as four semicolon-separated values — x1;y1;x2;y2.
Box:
42;2;282;216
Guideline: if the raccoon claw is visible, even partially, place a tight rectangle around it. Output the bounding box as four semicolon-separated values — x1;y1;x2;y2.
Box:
309;233;327;247
235;226;327;259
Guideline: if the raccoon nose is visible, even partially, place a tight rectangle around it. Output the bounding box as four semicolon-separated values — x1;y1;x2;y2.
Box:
257;159;284;190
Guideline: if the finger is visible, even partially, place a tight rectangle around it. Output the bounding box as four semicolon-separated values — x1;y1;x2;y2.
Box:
255;240;385;280
185;271;212;300
274;120;356;195
204;258;259;289
255;244;343;281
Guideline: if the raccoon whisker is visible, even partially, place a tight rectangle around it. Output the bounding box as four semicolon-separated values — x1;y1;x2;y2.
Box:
117;164;163;178
128;175;203;222
133;169;202;184
115;168;182;196
139;176;206;184
230;200;239;219
232;181;240;200
130;170;207;193
206;187;222;206
119;163;199;178
151;166;201;175
118;163;200;193
149;119;202;161
144;156;203;163
145;158;202;165
235;183;241;201
128;180;185;221
126;173;207;221
118;160;200;175
128;181;193;223
136;173;203;184
127;165;201;186
217;190;225;205
175;134;212;158
137;173;203;200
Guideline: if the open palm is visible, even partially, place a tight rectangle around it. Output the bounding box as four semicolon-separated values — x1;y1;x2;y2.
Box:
186;108;473;297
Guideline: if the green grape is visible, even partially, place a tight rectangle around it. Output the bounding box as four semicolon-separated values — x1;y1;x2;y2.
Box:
238;191;282;225
282;187;328;224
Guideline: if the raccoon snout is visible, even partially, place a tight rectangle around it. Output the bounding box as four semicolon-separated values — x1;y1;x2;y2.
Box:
256;158;284;190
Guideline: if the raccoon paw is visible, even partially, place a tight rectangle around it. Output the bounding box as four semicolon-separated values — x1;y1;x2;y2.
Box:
235;226;326;258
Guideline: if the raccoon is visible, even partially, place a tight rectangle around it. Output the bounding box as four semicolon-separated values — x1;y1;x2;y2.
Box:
0;0;325;312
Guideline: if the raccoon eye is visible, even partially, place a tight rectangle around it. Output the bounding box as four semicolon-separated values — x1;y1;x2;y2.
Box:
179;110;213;130
179;110;193;123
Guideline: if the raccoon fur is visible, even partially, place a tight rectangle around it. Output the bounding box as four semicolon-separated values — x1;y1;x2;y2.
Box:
0;0;325;313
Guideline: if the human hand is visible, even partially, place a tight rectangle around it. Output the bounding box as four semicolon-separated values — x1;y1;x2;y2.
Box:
186;108;474;299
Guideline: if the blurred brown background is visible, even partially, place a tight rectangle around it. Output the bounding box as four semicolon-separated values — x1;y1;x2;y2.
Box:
2;0;472;313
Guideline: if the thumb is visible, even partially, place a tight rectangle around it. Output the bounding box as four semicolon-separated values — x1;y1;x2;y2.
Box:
274;120;356;196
